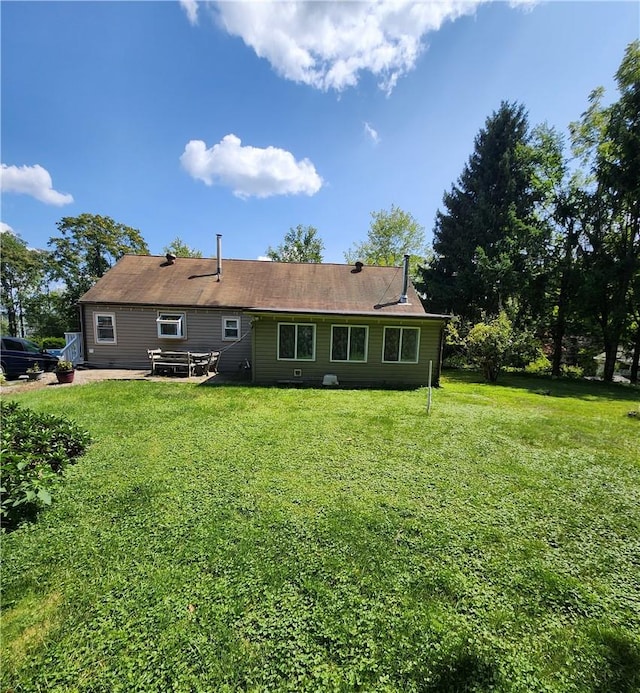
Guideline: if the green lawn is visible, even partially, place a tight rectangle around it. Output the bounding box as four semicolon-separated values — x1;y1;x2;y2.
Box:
2;373;639;692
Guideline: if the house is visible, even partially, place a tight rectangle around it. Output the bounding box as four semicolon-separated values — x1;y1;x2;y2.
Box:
77;248;449;388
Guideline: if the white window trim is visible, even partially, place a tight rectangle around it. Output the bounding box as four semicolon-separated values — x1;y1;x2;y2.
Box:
382;326;421;364
93;312;117;345
157;312;186;340
330;324;369;363
277;323;316;361
222;316;240;341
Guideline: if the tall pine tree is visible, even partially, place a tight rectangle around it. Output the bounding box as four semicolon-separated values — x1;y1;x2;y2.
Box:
419;102;544;326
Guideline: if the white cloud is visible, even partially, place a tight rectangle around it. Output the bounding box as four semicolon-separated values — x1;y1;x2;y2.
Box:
180;0;199;25
257;255;273;261
210;1;485;94
364;121;380;144
180;134;323;198
0;221;14;234
1;163;74;206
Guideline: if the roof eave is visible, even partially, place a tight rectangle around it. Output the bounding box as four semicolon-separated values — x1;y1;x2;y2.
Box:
245;307;451;320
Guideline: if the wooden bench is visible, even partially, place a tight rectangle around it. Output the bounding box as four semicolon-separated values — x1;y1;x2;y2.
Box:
147;349;219;377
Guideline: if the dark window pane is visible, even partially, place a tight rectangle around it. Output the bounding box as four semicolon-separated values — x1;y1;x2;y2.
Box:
279;324;295;359
384;328;400;361
24;340;41;354
297;325;314;360
401;329;418;361
332;327;348;360
349;327;366;361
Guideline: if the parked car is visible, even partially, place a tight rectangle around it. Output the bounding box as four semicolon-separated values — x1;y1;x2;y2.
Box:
0;337;60;379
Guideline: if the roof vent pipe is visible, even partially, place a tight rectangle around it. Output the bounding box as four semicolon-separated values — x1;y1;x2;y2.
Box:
165;252;176;265
399;254;410;304
216;234;222;282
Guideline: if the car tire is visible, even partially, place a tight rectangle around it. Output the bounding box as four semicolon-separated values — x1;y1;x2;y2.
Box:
0;362;15;380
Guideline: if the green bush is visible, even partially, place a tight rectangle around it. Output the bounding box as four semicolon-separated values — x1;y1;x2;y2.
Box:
466;312;513;382
40;336;66;350
509;330;544;369
525;354;552;375
560;364;584;379
0;401;91;530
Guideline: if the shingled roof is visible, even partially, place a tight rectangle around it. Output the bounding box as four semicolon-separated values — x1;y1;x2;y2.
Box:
79;255;444;318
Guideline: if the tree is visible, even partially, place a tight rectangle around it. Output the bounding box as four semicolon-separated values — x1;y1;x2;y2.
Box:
23;288;69;339
266;225;324;263
526;125;585;377
344;205;426;273
0;231;48;337
419;102;544;325
163;237;203;258
48;213;149;330
466;311;513;383
569;41;640;381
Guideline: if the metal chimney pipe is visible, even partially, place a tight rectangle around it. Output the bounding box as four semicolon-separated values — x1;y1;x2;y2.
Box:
399;254;410;304
216;234;222;282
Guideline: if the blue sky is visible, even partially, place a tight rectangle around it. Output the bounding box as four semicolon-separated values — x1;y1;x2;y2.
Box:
1;1;638;264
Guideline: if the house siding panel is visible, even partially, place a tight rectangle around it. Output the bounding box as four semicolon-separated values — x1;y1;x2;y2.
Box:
82;304;251;371
251;314;444;387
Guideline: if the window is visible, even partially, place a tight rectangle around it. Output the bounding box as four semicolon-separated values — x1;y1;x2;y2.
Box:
278;323;316;360
2;338;25;351
94;312;116;344
331;325;368;362
157;312;185;339
383;326;420;363
223;317;240;341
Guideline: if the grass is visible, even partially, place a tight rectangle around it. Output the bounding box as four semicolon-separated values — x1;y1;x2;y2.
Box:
1;372;639;692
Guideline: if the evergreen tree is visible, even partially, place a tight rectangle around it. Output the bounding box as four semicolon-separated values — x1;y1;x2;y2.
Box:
419;102;544;325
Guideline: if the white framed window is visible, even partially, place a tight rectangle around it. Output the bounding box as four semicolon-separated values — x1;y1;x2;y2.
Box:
157;312;186;339
330;325;368;362
94;312;117;344
383;326;420;363
277;323;316;361
223;316;240;341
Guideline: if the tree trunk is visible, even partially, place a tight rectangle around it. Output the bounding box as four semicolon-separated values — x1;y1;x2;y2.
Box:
630;324;640;384
551;284;568;377
602;340;618;382
551;224;576;377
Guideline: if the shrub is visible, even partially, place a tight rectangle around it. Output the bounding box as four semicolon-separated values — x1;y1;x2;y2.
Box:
40;336;66;350
443;315;470;365
466;312;513;383
509;330;544;370
525;355;552;376
560;364;584;379
0;401;91;530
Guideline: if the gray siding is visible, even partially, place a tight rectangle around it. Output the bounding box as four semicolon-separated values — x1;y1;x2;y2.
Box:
250;314;444;387
82;304;252;372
